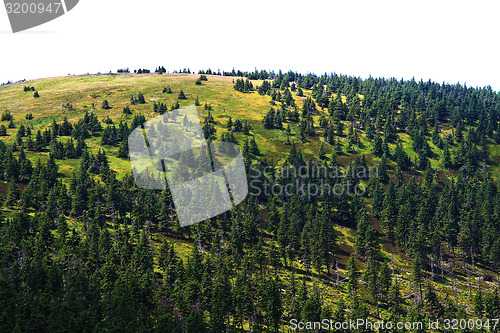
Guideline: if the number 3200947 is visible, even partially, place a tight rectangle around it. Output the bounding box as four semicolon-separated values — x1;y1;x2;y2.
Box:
5;2;63;14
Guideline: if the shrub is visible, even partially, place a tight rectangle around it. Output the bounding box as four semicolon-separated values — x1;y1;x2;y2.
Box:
122;106;132;115
102;100;111;109
137;92;146;104
1;110;12;121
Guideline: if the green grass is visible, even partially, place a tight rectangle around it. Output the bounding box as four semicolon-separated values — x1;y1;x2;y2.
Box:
3;73;499;178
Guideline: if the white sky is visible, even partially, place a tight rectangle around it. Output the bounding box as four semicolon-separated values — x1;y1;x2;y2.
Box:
1;0;500;90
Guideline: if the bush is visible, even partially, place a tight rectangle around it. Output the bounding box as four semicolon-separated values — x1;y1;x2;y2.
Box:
171;101;180;110
33;91;40;98
137;92;146;104
0;125;7;136
102;100;111;109
195;78;202;85
122;106;132;115
178;90;187;100
1;110;12;121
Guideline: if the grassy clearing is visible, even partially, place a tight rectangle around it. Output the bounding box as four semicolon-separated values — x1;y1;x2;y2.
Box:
2;73;499;177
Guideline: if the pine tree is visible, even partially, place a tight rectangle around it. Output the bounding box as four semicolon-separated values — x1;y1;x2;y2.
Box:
102;100;111;109
6;179;21;206
210;264;232;332
137;92;146;104
379;261;392;302
369;177;384;217
301;284;321;322
363;259;380;314
274;110;283;129
355;212;379;260
474;289;484;317
495;121;500;143
263;108;275;129
134;231;154;271
263;277;282;332
244;79;253;92
373;135;383;156
412;256;423;303
388;281;402;316
122;106;132;115
346;254;359;298
234;78;245;92
442;141;452;168
56;214;69;243
490;239;500;270
394;141;411;170
423;283;444;318
318;142;326;160
377;156;389;184
118;140;129;158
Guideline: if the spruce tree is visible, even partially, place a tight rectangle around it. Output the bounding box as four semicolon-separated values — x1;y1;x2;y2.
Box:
412;256;423;303
442;142;452;168
363;259;380;314
118;140;129;158
6;179;21;206
474;289;484;317
346;254;359;298
101;100;111;109
301;284;321;322
318;142;326;160
137;92;146;104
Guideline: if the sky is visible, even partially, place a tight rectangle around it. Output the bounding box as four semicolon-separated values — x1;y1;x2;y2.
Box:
1;0;500;90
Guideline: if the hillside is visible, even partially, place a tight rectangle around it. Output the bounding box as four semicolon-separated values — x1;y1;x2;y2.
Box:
0;71;500;332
